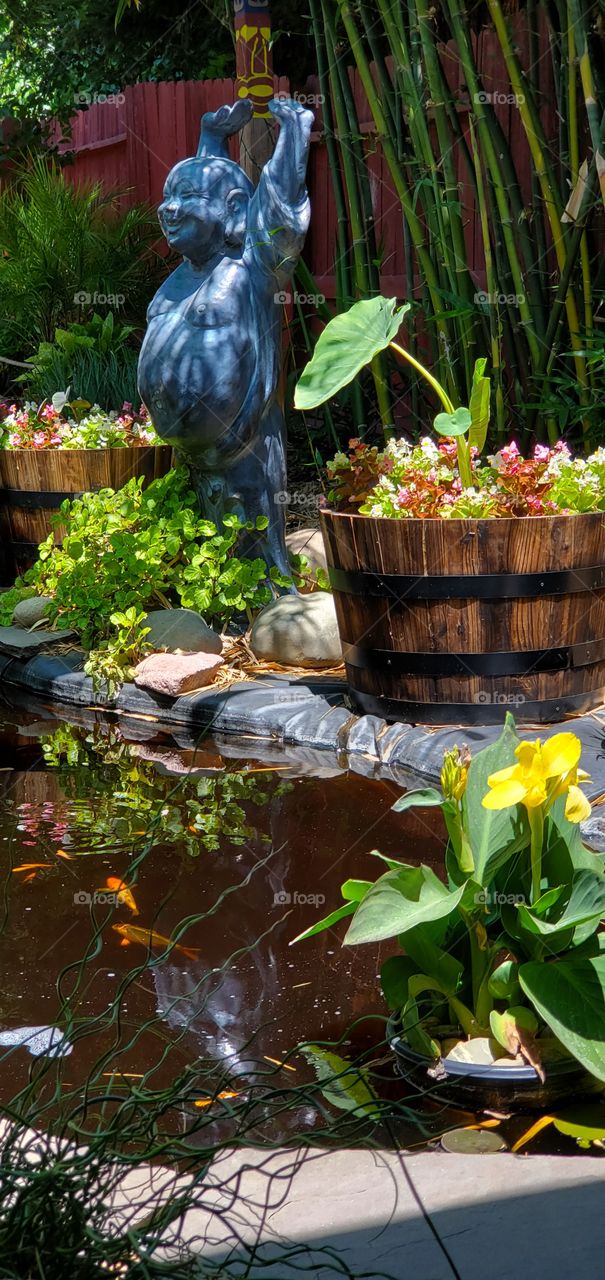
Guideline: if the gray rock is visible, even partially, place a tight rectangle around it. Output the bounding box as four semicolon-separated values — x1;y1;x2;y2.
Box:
249;593;343;668
581;811;605;851
142;608;222;655
0;626;77;658
286;527;328;574
133;651;224;696
12;596;53;629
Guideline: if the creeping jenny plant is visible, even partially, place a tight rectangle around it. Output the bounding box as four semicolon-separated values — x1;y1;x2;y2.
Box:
294;716;605;1082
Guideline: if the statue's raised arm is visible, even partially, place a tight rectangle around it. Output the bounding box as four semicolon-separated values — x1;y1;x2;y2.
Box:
245;98;314;286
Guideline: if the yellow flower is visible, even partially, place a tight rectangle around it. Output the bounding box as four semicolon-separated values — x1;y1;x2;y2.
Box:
482;732;591;824
441;746;470;802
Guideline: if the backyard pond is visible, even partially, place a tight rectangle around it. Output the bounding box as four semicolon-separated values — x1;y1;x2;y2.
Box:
0;698;603;1160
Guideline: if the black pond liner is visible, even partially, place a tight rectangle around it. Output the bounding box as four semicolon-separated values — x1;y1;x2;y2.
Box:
387;1017;601;1112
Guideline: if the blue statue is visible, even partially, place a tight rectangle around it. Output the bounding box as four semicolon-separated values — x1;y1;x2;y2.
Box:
138;97;313;579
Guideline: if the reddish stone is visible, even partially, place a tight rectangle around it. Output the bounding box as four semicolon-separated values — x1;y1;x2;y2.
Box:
133;651;224;697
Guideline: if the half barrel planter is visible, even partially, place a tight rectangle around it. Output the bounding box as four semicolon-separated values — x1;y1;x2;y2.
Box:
0;447;172;584
320;510;605;725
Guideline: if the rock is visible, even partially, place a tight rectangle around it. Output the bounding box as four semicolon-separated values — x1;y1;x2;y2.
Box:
133;651;224;697
249;592;343;668
12;596;53;629
443;1038;500;1066
581;810;605;851
0;626;78;658
286;528;328;575
286;528;328;594
142;608;222;655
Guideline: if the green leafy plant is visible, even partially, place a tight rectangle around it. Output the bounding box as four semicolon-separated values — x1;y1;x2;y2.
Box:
83;607;150;701
19;466;288;695
0;157;162;364
294;715;605;1083
19;313;140;411
295;297;490;489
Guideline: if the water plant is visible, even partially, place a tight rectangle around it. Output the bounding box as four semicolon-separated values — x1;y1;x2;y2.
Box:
295;716;605;1083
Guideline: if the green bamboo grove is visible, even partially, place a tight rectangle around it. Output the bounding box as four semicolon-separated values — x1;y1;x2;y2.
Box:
301;0;605;449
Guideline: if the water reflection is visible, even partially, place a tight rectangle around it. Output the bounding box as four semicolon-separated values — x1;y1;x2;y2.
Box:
0;707;449;1147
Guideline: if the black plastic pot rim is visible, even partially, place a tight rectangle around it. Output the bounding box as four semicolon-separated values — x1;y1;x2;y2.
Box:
387;1020;582;1085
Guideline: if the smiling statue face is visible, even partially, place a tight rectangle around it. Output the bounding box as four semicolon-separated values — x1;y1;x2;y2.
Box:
158;158;249;266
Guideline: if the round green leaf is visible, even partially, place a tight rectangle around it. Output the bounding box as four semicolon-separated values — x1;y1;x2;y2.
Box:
433;407;472;438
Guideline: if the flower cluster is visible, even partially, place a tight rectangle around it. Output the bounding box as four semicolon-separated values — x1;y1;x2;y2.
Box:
0;400;160;450
328;436;605;519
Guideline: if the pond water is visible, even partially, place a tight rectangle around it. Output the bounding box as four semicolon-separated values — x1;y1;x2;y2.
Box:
0;700;602;1160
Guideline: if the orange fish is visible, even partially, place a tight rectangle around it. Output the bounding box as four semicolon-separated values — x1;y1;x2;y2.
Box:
12;863;52;873
112;923;199;961
193;1091;241;1108
56;849;75;861
102;877;139;916
21;872;38;883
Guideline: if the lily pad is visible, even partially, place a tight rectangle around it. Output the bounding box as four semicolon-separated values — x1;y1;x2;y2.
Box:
441;1128;505;1154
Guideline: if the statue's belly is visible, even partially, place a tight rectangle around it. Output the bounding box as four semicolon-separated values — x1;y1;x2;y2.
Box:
138;311;259;459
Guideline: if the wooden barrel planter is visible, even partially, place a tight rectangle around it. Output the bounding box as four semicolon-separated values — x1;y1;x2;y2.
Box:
321;510;605;725
0;447;173;584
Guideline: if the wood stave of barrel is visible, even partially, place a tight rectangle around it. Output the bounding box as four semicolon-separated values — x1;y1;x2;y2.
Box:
320;509;605;724
0;447;173;584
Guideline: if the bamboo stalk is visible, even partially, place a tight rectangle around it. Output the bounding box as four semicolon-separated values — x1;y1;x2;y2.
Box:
337;0;458;387
486;0;589;412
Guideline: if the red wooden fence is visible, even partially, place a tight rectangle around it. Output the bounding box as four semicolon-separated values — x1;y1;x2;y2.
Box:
52;16;558;302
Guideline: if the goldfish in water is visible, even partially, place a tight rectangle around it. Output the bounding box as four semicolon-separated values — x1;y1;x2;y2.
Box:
12;863;52;873
193;1091;241;1108
102;877;139;916
112;923;199;961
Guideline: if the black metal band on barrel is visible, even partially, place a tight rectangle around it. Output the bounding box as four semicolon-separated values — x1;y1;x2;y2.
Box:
352;688;605;726
343;639;605;677
0;488;84;510
329;565;605;600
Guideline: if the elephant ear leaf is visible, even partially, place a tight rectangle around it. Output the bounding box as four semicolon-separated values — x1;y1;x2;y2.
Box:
520;953;605;1081
294;297;409;409
468;358;490;453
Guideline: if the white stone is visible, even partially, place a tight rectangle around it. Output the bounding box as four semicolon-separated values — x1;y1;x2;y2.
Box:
249;592;343;668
